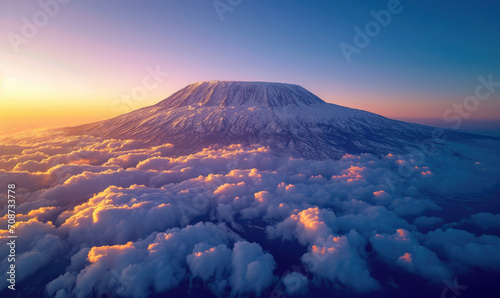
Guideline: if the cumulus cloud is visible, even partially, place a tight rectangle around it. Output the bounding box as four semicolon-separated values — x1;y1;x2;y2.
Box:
48;222;239;297
388;196;442;217
0;131;499;297
302;233;379;292
60;185;183;246
0;151;48;171
187;243;232;281
267;207;337;245
412;216;444;228
230;241;276;295
282;272;309;295
444;212;500;231
370;229;452;281
0;219;66;289
423;228;500;272
468;212;500;230
45;223;278;298
336;205;412;236
267;208;378;292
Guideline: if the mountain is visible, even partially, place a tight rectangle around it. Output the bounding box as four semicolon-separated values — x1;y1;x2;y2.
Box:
66;81;485;159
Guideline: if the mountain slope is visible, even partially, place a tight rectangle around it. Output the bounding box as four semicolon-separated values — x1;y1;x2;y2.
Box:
67;81;486;159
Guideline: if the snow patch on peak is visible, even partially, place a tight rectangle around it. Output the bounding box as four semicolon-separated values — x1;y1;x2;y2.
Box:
156;81;325;109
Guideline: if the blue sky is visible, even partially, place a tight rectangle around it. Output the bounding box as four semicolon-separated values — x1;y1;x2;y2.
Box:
1;0;499;131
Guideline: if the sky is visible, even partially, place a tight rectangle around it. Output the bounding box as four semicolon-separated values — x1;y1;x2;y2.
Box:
0;0;499;133
1;2;500;296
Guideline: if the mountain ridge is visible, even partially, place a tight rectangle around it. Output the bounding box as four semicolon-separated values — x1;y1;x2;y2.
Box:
155;81;326;109
66;81;490;159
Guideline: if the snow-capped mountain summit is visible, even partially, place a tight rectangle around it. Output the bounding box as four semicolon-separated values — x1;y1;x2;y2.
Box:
68;81;482;159
155;81;325;108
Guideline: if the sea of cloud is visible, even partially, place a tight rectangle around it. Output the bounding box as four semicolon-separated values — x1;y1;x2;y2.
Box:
0;130;499;297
